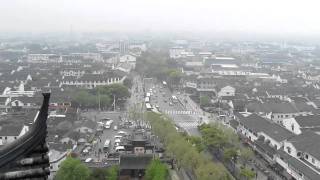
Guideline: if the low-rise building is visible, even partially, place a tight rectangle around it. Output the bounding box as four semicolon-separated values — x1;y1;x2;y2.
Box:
282;115;320;135
218;86;235;97
0;124;29;146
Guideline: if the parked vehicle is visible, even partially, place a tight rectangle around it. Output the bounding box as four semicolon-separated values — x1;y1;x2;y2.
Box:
114;135;122;139
85;158;93;163
103;139;111;153
118;131;127;136
115;146;125;153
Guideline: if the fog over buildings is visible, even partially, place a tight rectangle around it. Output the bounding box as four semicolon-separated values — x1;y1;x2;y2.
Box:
1;0;320;36
2;1;320;180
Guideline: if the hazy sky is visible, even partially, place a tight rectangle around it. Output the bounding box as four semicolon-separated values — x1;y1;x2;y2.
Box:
1;0;320;35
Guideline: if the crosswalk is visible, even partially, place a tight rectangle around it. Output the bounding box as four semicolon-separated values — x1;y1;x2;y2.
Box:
176;121;199;128
164;110;200;115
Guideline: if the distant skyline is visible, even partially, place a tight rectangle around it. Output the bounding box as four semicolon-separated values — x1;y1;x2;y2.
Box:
1;0;320;36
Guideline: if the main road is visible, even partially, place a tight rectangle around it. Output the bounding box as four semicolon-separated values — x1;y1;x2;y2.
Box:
139;78;214;136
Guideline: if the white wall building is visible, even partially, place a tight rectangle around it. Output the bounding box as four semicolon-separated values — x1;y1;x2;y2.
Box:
169;47;185;59
0;125;29;145
218;86;235;97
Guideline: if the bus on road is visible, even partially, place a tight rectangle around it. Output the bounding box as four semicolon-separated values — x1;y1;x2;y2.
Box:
103;139;111;153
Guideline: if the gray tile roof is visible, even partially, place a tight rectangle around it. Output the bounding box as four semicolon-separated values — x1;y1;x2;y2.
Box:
277;150;320;180
294;102;315;112
0;125;24;136
295;115;320;128
288;131;320;160
239;114;294;142
246;102;300;114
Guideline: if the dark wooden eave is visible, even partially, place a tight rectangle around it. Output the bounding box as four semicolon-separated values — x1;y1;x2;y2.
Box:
0;93;50;179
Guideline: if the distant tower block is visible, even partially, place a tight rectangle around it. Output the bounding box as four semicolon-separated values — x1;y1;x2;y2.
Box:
119;40;129;54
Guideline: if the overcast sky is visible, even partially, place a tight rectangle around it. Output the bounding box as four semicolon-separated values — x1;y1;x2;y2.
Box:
1;0;320;35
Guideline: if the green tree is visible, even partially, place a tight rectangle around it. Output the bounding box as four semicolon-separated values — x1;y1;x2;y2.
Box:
186;136;205;152
71;83;130;109
167;69;182;88
123;78;133;88
240;147;254;167
55;157;91;180
240;167;255;180
195;161;231;180
90;168;108;180
99;94;112;109
106;165;119;180
146;112;231;180
97;84;130;101
199;123;228;150
135;50;177;81
200;95;211;107
145;159;168;180
72;90;90;107
223;147;238;162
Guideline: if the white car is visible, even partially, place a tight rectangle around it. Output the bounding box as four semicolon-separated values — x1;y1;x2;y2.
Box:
113;125;118;131
85;158;93;163
118;131;127;135
115;146;125;153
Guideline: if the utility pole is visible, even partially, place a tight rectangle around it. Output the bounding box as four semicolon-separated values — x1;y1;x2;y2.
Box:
113;94;116;111
98;91;101;111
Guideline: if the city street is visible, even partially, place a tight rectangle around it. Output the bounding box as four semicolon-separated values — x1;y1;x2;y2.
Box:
142;80;203;136
80;111;128;163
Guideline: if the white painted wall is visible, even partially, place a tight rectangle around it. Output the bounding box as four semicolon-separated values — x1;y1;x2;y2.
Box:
239;125;258;142
258;132;282;149
281;118;302;135
283;141;299;158
218;86;235;97
304;153;320;169
119;54;136;63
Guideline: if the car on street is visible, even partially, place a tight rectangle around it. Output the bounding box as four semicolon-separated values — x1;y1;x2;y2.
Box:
114;138;121;143
107;152;119;158
85;158;93;163
82;146;91;154
114;135;122;139
115;146;125;153
118;131;128;136
113;125;118;131
169;102;173;106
